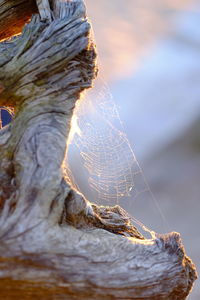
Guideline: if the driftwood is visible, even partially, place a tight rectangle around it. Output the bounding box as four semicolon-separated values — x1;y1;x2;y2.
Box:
0;0;197;299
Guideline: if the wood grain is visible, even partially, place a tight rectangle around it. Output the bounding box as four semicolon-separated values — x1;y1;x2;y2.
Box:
0;1;197;299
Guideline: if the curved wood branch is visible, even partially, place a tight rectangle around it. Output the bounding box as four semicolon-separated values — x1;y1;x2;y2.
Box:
0;230;197;300
0;0;197;299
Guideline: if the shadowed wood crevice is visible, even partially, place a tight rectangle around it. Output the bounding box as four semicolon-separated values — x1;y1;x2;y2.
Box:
0;0;197;299
0;0;37;41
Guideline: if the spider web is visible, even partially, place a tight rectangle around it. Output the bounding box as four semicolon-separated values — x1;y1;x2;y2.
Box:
0;83;165;237
65;79;148;207
64;78;163;238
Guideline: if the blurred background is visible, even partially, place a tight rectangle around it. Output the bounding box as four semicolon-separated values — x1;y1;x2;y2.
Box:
1;0;200;298
82;1;200;298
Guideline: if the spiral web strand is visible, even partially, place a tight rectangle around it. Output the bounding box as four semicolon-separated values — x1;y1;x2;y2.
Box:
65;82;148;206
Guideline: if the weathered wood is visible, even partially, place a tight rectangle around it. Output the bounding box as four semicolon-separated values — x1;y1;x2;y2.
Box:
0;230;197;300
0;0;197;299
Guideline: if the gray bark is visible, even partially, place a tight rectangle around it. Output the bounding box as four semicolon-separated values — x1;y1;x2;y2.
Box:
0;0;197;299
